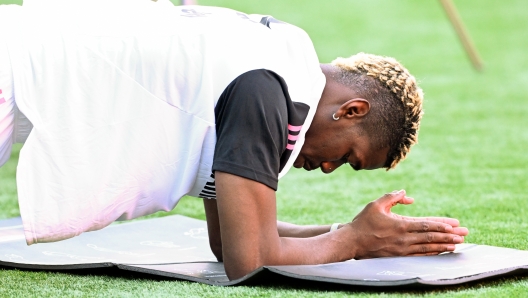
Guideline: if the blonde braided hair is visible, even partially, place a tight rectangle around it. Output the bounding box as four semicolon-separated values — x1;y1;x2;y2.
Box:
332;53;424;169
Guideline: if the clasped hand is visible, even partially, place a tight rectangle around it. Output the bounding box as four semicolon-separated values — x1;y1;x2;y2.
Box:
345;190;469;259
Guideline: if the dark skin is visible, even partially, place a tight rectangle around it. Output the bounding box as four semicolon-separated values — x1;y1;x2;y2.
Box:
204;64;469;280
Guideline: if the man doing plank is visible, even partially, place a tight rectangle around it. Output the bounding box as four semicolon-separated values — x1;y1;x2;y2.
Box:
0;0;467;280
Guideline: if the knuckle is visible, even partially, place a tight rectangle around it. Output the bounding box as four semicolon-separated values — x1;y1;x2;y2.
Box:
421;222;430;231
396;221;407;232
425;232;434;243
366;201;377;209
420;245;427;253
396;237;405;246
382;192;396;200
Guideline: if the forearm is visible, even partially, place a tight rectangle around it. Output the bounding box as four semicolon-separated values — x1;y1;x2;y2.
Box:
203;199;223;261
223;222;357;279
205;204;340;261
277;220;343;238
273;225;356;266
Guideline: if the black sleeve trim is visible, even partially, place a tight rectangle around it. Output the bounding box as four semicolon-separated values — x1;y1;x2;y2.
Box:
213;161;278;190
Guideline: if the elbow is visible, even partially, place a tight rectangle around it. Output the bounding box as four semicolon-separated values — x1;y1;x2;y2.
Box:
224;259;262;281
222;239;286;280
223;250;278;280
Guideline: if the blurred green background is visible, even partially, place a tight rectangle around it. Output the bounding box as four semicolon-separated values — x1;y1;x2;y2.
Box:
1;0;528;296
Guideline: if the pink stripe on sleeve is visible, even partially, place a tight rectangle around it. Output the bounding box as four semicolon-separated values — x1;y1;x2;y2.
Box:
0;89;3;94
288;134;299;141
287;124;302;132
286;143;295;150
0;98;5;105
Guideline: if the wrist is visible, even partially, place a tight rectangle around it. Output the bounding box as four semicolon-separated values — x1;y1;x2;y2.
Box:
335;223;358;260
330;223;341;232
329;223;347;232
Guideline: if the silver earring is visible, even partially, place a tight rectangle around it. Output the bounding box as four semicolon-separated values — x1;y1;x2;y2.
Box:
332;113;339;121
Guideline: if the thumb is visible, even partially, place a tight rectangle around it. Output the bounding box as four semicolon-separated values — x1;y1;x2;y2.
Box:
378;190;414;213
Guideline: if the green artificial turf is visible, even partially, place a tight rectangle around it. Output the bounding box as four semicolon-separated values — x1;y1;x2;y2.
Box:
1;0;528;296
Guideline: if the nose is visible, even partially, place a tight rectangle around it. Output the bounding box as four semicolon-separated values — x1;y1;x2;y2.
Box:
320;160;346;174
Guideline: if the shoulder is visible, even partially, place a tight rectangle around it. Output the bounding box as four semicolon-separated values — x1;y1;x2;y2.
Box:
215;69;290;121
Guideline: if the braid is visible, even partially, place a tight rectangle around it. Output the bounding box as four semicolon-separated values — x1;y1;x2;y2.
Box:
331;53;424;169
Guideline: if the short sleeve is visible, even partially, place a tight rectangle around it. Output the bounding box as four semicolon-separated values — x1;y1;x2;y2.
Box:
212;69;289;190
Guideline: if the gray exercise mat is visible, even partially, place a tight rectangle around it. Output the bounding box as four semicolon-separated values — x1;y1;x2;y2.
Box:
1;215;528;287
0;215;217;269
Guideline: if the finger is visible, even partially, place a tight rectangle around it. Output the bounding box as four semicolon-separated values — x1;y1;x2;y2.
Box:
406;220;454;233
407;252;442;257
412;232;464;244
407;251;455;257
407;243;456;255
453;227;469;236
403;231;464;245
397;196;415;205
400;216;460;227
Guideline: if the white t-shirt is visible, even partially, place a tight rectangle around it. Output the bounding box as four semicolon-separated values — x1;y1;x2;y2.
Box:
2;0;325;244
0;5;33;167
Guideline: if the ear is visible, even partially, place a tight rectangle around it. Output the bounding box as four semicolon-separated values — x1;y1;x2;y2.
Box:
335;98;370;119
